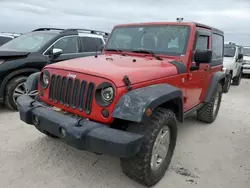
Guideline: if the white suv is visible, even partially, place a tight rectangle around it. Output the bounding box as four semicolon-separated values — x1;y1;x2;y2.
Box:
242;46;250;76
223;42;243;93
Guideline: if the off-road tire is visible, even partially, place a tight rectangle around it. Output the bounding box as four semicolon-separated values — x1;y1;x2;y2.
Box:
197;83;223;123
36;127;59;138
223;73;232;93
4;76;28;110
232;71;242;86
120;108;177;187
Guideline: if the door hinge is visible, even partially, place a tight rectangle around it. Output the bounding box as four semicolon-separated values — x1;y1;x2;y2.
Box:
181;78;185;83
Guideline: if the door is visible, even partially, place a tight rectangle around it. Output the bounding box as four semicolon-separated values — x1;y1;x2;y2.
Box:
185;31;211;110
45;35;82;64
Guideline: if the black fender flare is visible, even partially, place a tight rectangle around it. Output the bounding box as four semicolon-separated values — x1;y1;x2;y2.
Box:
204;71;226;102
25;72;40;92
112;84;184;123
0;68;40;100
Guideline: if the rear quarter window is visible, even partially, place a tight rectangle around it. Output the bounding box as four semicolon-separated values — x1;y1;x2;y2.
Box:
80;37;104;52
212;34;223;59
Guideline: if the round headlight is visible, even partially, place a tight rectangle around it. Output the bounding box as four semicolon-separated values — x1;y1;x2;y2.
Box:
95;82;115;107
40;70;50;89
43;73;50;85
101;87;114;102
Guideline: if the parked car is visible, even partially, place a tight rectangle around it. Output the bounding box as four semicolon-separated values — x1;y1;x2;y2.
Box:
0;27;109;110
17;21;226;187
222;42;243;93
242;46;250;76
0;32;21;46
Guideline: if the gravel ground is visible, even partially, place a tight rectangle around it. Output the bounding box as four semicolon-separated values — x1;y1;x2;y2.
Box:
0;79;250;188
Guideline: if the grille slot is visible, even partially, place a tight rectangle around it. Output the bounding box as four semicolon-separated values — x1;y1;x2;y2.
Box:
78;80;87;111
49;75;56;101
48;74;94;114
72;79;80;109
85;82;95;114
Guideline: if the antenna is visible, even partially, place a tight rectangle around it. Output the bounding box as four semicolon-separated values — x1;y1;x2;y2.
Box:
95;46;98;58
176;17;184;22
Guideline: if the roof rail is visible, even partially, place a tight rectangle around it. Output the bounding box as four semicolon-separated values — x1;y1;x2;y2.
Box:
32;28;65;32
62;28;110;36
0;32;22;36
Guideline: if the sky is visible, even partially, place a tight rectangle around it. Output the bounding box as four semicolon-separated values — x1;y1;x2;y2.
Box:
0;0;250;45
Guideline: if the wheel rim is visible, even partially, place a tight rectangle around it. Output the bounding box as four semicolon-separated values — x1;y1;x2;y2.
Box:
13;82;38;103
151;126;170;171
213;92;219;116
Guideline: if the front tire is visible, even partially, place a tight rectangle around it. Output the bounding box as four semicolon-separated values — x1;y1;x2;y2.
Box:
4;76;38;110
197;83;223;123
120;108;177;187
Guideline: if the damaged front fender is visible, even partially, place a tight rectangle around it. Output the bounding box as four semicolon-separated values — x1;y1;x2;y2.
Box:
112;84;184;123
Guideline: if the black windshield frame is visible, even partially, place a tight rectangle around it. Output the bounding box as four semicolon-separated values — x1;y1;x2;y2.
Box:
104;25;191;56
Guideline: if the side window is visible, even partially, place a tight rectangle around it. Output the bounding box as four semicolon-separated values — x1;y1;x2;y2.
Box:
212;34;223;59
195;35;209;50
53;36;79;54
80;37;104;52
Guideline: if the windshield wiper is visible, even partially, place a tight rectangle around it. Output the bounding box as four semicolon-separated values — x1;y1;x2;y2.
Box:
105;48;123;52
105;48;127;56
131;50;162;60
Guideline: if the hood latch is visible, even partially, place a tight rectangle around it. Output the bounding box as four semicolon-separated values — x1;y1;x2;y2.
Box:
123;75;132;91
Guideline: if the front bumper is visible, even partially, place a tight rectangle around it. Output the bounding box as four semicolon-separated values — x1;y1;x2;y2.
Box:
16;95;143;158
243;65;250;74
243;69;250;74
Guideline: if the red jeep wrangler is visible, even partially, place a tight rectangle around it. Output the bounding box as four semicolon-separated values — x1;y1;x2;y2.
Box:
17;22;226;187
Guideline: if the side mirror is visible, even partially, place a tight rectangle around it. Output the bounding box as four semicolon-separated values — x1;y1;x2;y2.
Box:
238;53;243;60
52;48;62;57
194;49;213;64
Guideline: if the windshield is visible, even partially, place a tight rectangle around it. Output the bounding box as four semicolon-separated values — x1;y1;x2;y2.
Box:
243;47;250;56
105;25;190;56
224;46;236;57
0;32;56;52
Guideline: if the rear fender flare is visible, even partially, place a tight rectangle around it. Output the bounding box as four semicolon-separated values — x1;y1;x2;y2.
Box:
204;72;226;102
112;84;184;123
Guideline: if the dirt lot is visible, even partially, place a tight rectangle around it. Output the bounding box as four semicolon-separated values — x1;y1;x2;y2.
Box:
0;79;249;188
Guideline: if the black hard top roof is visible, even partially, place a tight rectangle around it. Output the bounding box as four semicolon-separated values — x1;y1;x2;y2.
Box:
192;22;224;35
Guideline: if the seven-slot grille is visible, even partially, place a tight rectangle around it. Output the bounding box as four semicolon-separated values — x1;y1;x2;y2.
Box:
48;74;95;114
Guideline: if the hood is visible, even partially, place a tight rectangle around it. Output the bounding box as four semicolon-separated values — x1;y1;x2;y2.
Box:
244;55;250;63
46;54;179;87
0;51;29;59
